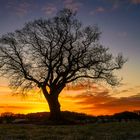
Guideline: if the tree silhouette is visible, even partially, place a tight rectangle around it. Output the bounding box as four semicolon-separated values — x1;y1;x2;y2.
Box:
0;9;126;121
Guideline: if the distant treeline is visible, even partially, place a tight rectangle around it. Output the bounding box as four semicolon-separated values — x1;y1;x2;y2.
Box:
0;111;140;124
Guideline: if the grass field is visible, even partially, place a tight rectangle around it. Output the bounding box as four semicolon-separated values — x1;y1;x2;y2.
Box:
0;121;140;140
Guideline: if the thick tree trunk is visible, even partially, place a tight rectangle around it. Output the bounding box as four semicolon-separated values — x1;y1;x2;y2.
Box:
47;95;62;121
42;86;62;122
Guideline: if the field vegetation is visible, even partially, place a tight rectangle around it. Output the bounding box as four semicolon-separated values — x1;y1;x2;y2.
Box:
0;111;140;140
0;122;140;140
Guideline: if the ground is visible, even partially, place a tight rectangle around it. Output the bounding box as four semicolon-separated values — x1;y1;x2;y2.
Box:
0;121;140;140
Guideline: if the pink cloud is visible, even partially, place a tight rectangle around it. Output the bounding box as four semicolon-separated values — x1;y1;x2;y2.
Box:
63;0;82;11
6;1;30;17
106;0;140;5
96;7;106;12
42;4;57;15
131;0;140;4
90;6;106;15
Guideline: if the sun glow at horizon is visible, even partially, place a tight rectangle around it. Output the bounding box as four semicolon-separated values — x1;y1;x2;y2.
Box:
0;83;140;116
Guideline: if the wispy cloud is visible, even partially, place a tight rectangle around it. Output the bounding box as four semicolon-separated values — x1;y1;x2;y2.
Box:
0;105;31;110
118;31;128;38
131;0;140;4
64;85;140;115
96;7;106;12
42;3;57;15
90;6;106;15
106;0;140;7
0;101;48;114
0;104;32;114
108;0;140;13
1;82;140;115
6;1;30;17
63;0;82;11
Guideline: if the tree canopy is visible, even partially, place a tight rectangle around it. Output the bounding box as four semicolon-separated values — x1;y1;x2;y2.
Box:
0;9;126;121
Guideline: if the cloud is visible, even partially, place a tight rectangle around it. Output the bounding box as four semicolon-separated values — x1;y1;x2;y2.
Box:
6;1;30;17
0;101;49;114
63;0;82;11
1;81;140;116
131;0;140;4
0;105;31;110
90;6;106;15
118;31;128;37
0;104;32;114
96;7;106;12
106;0;140;6
103;0;140;13
42;3;57;15
64;88;140;115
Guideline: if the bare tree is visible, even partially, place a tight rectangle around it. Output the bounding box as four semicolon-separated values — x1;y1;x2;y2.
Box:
0;9;126;121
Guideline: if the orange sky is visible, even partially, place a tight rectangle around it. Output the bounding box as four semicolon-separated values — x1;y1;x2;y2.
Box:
0;81;140;116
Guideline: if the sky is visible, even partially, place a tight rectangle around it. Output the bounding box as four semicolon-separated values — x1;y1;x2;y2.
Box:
0;0;140;116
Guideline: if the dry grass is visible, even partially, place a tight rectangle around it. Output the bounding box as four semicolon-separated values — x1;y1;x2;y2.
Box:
0;121;140;140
